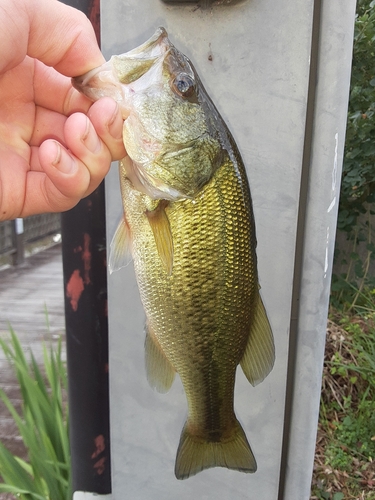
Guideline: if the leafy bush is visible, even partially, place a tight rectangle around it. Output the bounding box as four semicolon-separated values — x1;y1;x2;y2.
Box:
0;327;71;500
332;0;375;310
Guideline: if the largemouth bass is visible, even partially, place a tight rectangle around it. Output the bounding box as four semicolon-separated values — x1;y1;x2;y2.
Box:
73;27;275;480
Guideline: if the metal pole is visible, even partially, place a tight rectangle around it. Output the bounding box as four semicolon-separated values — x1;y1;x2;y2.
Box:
11;218;25;266
61;0;111;494
277;1;322;498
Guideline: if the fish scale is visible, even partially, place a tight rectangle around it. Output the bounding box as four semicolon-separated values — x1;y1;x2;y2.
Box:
121;152;257;455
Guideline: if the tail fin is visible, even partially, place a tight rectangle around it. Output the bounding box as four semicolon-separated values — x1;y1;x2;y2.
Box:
175;419;257;480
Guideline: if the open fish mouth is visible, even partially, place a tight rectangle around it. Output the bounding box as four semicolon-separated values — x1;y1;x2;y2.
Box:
72;64;125;107
72;28;172;116
117;27;170;59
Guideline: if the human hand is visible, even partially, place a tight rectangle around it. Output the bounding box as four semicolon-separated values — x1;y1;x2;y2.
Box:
0;0;126;221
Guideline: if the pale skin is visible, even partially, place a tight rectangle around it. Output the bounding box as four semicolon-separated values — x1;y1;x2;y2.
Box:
0;0;126;221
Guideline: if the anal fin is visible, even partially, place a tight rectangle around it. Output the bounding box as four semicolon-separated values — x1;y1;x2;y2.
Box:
145;324;175;393
240;291;275;386
145;200;173;275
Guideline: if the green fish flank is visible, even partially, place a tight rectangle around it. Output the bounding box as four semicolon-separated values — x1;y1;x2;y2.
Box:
72;27;275;480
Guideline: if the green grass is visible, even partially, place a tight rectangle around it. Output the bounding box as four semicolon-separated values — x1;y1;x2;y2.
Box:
312;309;375;499
0;327;71;500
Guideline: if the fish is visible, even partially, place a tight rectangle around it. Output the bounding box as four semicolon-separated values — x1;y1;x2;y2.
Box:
72;27;275;480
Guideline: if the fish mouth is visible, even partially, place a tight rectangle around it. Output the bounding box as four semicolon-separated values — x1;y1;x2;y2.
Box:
71;27;173;117
72;27;196;123
72;63;124;102
72;27;170;88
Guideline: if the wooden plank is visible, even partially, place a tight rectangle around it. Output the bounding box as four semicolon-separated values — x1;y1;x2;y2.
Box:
0;244;65;339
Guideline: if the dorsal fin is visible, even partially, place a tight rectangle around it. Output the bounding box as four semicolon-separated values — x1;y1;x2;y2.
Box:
145;200;174;275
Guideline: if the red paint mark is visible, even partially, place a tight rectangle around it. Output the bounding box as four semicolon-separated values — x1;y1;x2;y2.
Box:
91;435;105;459
82;233;91;285
94;457;106;475
91;435;106;475
72;235;91;284
66;270;84;312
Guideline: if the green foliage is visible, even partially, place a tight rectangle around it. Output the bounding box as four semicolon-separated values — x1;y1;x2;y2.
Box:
0;327;71;500
326;398;375;468
327;316;375;467
340;0;375;223
332;0;375;309
313;311;375;498
314;492;344;500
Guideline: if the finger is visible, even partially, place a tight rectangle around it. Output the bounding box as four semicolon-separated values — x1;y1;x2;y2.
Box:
38;112;112;201
0;0;104;76
88;97;126;161
0;149;28;220
0;58;34;152
20;151;91;216
31;97;125;160
63;113;113;195
0;0;29;73
32;101;121;197
0;124;106;219
24;137;101;216
29;105;67;148
33;60;92;116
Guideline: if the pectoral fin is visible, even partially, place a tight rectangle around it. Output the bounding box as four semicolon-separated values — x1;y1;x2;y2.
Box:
108;216;132;274
240;292;275;386
145;324;175;393
145;200;174;275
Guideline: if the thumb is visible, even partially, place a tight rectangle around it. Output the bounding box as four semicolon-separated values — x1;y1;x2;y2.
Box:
0;0;105;76
27;0;105;75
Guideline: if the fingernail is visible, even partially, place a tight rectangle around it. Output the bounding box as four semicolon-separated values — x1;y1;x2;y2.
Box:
82;116;101;153
52;142;75;174
107;101;123;140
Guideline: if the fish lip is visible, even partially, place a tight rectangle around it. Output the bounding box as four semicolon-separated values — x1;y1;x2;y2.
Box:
109;28;171;85
110;27;170;76
72;66;103;89
71;61;126;109
120;27;170;59
72;61;113;90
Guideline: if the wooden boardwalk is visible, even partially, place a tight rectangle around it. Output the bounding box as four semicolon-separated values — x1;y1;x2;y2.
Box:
0;244;65;494
0;244;65;342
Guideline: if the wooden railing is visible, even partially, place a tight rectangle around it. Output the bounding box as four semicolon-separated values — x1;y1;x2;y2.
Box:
0;214;61;266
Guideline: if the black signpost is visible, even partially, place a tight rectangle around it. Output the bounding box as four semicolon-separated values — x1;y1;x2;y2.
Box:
61;0;111;494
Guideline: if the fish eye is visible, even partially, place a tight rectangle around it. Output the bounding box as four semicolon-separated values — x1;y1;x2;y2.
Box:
172;73;196;98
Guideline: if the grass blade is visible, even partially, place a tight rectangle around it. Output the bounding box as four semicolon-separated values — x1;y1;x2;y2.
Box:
0;326;71;499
